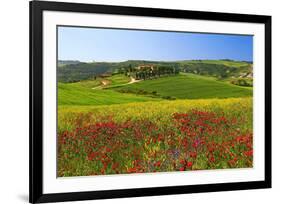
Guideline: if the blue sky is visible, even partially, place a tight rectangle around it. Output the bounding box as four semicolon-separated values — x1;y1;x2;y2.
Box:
58;26;253;62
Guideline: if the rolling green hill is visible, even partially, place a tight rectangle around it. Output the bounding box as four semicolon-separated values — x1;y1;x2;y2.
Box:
58;73;252;107
112;73;252;100
58;82;160;106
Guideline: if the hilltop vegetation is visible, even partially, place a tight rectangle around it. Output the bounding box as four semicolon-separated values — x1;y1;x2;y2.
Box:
58;59;253;84
58;62;118;82
179;59;250;67
58;60;81;66
179;60;252;79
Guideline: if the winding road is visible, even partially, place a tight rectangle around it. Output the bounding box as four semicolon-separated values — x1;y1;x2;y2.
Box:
92;77;142;90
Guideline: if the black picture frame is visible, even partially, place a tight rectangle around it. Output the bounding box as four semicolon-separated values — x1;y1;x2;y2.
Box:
29;0;272;203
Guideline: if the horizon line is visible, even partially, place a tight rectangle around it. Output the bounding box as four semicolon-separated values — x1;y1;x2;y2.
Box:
58;58;253;63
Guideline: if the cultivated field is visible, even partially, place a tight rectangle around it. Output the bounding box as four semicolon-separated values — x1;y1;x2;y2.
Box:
113;73;252;99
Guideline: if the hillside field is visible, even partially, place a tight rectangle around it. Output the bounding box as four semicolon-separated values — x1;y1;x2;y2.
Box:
112;73;252;100
58;73;252;106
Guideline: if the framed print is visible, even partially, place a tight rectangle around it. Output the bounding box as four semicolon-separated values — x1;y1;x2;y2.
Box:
29;0;271;203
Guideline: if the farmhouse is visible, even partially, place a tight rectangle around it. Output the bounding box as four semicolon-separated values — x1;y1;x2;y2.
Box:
135;64;155;70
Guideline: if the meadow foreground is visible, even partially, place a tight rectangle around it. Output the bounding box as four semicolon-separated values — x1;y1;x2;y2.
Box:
58;97;253;177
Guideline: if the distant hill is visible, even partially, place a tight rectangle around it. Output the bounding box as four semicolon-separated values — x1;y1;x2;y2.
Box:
57;62;118;82
178;60;252;79
58;60;81;66
57;59;253;83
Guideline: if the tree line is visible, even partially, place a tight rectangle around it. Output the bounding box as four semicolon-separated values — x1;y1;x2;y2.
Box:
119;65;180;80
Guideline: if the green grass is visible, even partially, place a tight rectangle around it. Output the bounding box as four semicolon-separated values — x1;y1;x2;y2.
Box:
108;74;131;86
75;79;101;88
58;82;160;106
112;73;253;99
